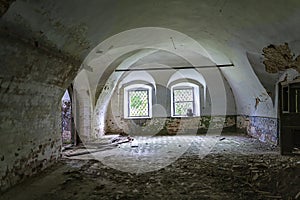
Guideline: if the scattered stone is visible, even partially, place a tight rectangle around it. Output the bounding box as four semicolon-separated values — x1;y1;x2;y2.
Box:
252;173;259;181
3;136;299;199
95;184;105;190
132;189;139;193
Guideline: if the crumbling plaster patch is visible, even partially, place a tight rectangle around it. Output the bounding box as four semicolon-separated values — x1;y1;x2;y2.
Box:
263;43;300;73
105;116;237;136
237;115;278;144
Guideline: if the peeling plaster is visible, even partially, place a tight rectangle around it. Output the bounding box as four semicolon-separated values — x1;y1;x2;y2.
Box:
263;43;300;73
2;0;300;192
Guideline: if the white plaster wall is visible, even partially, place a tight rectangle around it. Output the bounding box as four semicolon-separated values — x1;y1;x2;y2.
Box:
2;0;300;191
74;27;237;137
4;1;300;115
73;70;93;141
5;0;300;138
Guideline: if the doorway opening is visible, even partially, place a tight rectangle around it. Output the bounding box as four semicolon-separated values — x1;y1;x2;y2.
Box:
279;79;300;155
61;89;72;146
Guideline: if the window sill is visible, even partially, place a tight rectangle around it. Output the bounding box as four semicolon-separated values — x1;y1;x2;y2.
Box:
124;117;152;120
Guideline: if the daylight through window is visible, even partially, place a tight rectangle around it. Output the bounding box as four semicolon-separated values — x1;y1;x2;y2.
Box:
128;89;149;117
173;88;194;116
124;84;152;119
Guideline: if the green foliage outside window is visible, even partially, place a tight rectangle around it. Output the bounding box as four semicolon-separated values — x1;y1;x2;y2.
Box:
129;90;149;117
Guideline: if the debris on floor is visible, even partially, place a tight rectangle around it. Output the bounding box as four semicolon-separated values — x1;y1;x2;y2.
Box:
64;135;135;157
111;135;134;144
1;135;299;200
293;147;300;155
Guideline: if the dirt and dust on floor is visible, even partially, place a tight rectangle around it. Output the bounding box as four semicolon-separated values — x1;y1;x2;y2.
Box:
1;134;300;200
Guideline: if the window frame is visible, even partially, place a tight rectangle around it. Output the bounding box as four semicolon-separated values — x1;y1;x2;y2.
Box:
171;82;200;117
282;85;289;113
172;87;195;117
123;84;152;119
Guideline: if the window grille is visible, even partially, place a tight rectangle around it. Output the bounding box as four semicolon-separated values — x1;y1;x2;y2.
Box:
128;89;149;117
173;88;194;116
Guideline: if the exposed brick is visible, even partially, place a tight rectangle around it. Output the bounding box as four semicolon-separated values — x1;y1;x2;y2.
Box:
0;33;80;192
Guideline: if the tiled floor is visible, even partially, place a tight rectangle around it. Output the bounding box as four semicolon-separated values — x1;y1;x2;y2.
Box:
1;135;299;200
64;135;279;174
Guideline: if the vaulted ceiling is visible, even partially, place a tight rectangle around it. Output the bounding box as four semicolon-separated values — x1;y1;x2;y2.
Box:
1;0;300;117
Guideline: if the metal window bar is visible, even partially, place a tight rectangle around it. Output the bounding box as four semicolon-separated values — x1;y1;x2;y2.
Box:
128;89;149;117
173;87;194;116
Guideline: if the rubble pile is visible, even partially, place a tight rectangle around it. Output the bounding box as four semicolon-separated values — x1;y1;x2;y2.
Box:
3;136;298;200
52;137;300;200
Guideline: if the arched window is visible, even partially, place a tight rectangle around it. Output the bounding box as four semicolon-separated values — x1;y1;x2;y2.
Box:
124;84;152;118
171;83;200;117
